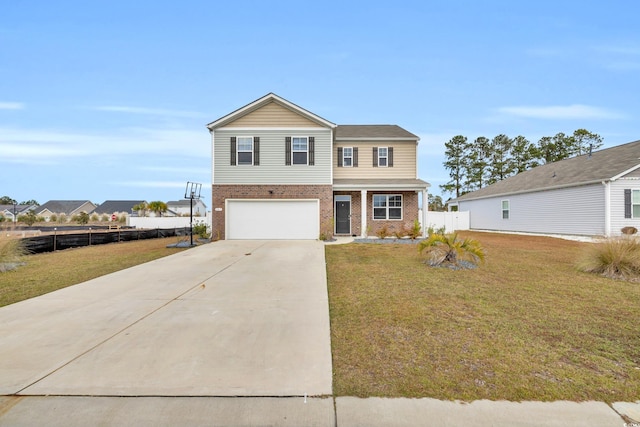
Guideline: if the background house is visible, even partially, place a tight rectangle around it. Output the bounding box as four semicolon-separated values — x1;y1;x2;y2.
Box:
448;140;640;237
0;204;37;222
207;93;429;240
93;200;147;219
36;200;97;222
166;200;207;217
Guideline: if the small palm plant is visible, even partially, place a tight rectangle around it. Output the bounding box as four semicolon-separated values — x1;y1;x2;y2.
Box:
418;232;485;269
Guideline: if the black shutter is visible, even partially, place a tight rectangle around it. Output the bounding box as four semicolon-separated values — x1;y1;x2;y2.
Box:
625;189;632;218
337;147;343;167
388;147;394;167
308;137;315;165
253;137;260;166
353;147;358;167
373;147;378;167
230;137;236;166
285;137;291;166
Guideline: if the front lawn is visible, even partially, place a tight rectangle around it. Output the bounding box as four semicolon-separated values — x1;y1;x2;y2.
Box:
326;232;640;402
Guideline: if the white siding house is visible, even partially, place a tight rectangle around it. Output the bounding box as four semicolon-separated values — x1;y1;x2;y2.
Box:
449;140;640;237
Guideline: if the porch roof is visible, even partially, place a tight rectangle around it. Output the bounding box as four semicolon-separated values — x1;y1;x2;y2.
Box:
333;178;430;191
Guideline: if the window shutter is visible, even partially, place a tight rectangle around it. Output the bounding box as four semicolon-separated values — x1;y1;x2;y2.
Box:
285;137;291;166
253;137;260;166
388;147;394;167
373;147;378;167
337;147;343;167
230;137;237;166
308;137;315;165
353;147;358;167
624;189;632;218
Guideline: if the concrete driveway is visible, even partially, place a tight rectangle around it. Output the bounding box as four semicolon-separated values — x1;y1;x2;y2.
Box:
0;240;333;397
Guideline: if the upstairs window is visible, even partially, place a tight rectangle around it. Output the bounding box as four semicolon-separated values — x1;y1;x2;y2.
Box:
285;136;315;166
343;147;353;167
237;137;253;165
292;137;308;165
373;194;402;220
373;147;393;167
337;147;358;167
230;136;259;166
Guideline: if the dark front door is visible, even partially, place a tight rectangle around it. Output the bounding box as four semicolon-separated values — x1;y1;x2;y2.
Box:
335;201;351;234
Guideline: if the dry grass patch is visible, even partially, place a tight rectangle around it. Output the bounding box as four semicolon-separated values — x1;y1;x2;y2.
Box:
326;232;640;402
0;237;187;307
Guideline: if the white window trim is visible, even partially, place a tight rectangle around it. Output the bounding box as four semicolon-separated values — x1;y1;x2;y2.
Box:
236;136;253;166
292;136;309;166
633;190;640;219
502;200;510;220
373;194;403;220
343;147;353;167
378;147;389;168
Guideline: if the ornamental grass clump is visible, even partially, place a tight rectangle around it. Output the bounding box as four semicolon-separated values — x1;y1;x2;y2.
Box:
577;237;640;281
0;235;28;272
418;232;485;269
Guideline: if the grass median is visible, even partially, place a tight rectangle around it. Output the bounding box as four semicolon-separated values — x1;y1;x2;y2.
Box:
0;237;187;307
326;231;640;402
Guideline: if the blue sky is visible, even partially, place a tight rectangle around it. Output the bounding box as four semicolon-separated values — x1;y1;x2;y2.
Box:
1;1;639;206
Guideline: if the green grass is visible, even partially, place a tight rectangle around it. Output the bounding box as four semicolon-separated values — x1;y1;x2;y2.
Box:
0;237;187;307
326;232;640;402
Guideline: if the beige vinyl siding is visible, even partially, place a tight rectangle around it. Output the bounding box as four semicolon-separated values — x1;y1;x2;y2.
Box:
224;101;323;128
213;129;332;184
333;142;417;179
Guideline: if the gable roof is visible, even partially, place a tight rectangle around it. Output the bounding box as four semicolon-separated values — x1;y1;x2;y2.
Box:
453;139;640;202
335;125;419;140
94;200;146;214
206;93;336;130
36;200;95;215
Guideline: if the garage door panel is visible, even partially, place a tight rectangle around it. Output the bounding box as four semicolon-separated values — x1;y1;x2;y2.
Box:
227;200;319;240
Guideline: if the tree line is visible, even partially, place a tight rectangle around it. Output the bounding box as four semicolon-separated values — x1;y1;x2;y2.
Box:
440;129;603;198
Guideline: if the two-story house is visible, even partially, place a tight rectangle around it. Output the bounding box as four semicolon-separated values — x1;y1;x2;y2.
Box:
207;93;430;240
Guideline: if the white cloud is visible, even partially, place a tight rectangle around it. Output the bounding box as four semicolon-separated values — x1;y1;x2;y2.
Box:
0;126;208;164
496;104;624;120
93;106;207;118
0;102;24;110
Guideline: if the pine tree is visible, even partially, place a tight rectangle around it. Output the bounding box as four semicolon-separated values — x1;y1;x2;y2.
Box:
440;135;469;198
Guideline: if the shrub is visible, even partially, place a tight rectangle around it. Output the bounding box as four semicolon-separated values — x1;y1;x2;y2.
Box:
90;213;99;222
426;224;446;236
101;214;109;222
375;224;390;239
192;223;211;239
58;214;67;223
418;232;485;269
393;225;407;240
577;238;640;281
407;220;423;240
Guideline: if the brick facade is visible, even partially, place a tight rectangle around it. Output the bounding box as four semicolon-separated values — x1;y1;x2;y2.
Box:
366;191;419;236
211;184;333;239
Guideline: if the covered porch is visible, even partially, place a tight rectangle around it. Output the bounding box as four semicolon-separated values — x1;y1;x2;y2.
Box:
332;179;430;238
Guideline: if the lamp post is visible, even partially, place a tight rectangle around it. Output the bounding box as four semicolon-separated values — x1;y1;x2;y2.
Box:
54;227;57;251
12;202;17;224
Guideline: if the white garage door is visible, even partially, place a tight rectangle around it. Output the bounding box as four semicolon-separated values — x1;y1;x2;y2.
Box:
226;199;319;240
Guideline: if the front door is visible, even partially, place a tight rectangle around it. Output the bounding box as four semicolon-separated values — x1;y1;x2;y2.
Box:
335;200;351;235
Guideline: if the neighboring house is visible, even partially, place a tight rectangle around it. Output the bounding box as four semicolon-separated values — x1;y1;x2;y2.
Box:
36;200;97;222
0;204;37;222
448;140;640;237
167;200;207;217
207;93;430;240
93;200;147;218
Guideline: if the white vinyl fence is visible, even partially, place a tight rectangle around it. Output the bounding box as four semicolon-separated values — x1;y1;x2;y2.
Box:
128;212;211;230
420;210;469;233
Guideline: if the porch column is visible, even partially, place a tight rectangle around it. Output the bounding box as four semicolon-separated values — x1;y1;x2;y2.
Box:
422;188;428;237
361;190;367;238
